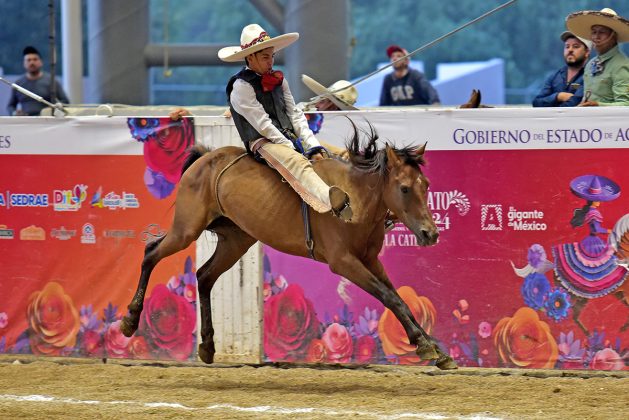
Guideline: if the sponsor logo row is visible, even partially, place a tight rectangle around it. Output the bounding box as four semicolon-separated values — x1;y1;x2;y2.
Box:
0;223;166;243
0;185;140;211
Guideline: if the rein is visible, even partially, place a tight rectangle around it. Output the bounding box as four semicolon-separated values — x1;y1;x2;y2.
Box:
214;152;248;215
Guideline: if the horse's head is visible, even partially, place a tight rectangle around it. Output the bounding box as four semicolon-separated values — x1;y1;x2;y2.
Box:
382;143;438;246
345;120;438;246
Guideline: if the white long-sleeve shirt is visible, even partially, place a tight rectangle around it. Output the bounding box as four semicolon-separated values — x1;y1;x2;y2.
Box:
230;75;321;151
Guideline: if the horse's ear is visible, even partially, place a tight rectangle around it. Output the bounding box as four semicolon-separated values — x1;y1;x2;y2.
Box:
385;144;401;168
416;142;427;156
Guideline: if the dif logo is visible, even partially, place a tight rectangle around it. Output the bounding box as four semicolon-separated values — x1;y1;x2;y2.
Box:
53;184;88;211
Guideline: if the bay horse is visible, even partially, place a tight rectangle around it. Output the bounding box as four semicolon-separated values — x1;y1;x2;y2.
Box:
120;122;457;370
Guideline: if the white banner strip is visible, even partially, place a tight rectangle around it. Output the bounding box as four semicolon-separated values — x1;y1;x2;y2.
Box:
0;117;142;155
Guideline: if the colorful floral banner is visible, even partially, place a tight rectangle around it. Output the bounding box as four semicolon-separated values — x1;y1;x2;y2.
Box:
0;117;197;361
263;110;629;370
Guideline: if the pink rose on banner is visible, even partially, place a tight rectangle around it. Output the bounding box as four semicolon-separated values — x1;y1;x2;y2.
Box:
353;335;377;364
478;321;492;339
590;348;625;371
128;336;151;359
0;312;7;329
82;330;104;357
139;284;196;360
306;339;327;363
264;284;320;361
127;117;195;199
105;320;131;358
322;323;353;363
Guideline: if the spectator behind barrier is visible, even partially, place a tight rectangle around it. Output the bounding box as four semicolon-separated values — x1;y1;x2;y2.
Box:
566;8;629;106
6;46;69;116
379;45;440;106
532;31;591;107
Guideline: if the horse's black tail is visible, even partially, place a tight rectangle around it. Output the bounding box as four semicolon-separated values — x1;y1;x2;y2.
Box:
182;144;213;175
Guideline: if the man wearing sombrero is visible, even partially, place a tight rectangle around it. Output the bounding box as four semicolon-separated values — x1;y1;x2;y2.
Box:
566;7;629;106
219;24;352;221
300;75;359;111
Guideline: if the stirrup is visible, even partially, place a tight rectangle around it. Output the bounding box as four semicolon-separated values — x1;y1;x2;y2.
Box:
329;186;353;222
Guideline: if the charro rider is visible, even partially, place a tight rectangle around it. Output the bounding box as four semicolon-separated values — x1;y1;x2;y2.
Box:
218;23;353;221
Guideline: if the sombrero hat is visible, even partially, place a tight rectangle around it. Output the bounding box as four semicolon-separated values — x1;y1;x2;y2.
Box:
566;8;629;43
570;174;621;202
302;75;358;111
218;24;299;63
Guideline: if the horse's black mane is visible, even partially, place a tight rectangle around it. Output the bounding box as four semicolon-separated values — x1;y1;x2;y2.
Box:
345;120;425;175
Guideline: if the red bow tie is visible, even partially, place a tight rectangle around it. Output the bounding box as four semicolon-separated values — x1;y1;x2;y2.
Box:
261;70;284;92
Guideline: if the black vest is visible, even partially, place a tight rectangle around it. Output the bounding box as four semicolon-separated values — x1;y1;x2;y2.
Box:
226;68;295;153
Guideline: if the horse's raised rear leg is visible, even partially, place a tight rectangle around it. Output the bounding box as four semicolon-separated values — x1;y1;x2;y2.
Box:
197;219;256;364
120;179;218;338
328;254;441;363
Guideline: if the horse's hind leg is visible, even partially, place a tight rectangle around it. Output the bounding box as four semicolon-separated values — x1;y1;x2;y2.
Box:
196;220;256;364
120;183;217;338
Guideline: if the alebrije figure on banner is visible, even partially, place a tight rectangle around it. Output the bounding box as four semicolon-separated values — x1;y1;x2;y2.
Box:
514;175;629;333
552;175;629;333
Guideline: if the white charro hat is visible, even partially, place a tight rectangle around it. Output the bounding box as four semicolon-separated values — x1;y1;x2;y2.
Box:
218;24;299;62
566;8;629;43
301;75;359;111
560;31;593;50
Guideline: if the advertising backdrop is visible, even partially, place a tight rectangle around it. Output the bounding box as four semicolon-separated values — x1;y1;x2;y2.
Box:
0;117;196;361
263;108;629;370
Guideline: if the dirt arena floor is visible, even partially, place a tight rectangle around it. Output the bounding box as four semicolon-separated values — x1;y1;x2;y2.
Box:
0;356;627;420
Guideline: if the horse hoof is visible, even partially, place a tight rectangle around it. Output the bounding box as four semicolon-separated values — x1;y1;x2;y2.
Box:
198;344;215;364
416;341;439;360
436;355;458;370
120;316;138;337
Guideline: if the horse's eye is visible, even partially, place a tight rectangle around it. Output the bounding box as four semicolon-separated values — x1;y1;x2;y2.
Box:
401;186;409;194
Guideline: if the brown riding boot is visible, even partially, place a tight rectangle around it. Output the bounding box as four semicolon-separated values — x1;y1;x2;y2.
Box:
329;186;353;222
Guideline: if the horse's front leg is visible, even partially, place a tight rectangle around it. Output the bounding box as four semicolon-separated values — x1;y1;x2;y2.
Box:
367;258;457;370
328;253;440;361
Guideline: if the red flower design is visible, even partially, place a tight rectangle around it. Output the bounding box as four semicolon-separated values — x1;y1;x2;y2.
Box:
353;335;377;364
139;284;196;360
264;284;320;361
143;118;194;184
82;330;104;357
